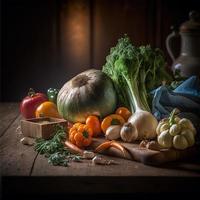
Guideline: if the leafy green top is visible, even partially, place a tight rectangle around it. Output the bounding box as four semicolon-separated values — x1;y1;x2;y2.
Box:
102;35;172;112
35;125;82;167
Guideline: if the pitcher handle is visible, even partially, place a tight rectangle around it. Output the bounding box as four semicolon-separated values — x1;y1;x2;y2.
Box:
166;26;181;63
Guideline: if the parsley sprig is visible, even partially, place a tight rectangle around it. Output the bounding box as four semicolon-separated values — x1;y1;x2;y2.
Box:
35;124;82;167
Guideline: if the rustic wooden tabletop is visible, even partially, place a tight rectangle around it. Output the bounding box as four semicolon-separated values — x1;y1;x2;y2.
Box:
1;103;200;197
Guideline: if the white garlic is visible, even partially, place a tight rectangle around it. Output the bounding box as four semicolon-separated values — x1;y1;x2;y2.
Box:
92;155;118;165
83;151;96;159
20;137;35;146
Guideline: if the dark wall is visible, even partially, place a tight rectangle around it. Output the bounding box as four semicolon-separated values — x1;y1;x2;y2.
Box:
1;0;200;101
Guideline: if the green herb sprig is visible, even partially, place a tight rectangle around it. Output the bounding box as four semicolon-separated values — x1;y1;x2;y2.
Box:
35;124;82;167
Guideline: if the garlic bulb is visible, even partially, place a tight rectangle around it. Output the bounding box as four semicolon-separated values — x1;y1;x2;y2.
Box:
120;122;138;142
105;125;121;140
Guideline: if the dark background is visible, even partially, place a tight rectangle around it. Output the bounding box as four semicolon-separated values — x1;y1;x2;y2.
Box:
1;0;200;102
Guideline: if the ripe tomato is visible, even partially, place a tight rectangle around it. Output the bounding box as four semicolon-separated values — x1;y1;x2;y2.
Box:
20;88;48;119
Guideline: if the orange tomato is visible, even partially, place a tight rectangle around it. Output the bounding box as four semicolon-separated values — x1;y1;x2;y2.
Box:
101;114;125;134
69;123;93;148
35;101;61;118
115;107;131;121
86;116;101;137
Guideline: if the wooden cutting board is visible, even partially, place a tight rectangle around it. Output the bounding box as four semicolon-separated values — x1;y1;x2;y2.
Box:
90;138;200;166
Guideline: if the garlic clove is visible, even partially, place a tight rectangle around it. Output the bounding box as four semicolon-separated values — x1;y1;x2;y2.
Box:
157;130;173;148
20;137;35;146
83;151;96;159
181;129;195;147
92;155;118;165
160;123;170;133
169;124;181;136
173;135;188;150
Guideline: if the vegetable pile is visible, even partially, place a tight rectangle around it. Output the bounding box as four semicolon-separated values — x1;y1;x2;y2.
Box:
19;35;198;167
102;35;173;139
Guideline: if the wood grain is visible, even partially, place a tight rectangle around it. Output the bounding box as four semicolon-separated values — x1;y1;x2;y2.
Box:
93;0;148;68
1;103;200;178
59;0;91;79
20;117;67;139
2;0;200;101
0;103;19;137
31;152;200;177
0;115;37;176
90;138;200;166
1;103;200;197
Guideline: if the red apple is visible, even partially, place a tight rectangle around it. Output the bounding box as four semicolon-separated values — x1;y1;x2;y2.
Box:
20;88;48;119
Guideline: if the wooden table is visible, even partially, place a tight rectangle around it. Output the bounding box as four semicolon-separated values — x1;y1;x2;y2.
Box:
1;103;200;198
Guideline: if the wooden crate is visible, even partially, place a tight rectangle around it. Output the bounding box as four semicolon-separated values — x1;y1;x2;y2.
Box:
20;117;67;139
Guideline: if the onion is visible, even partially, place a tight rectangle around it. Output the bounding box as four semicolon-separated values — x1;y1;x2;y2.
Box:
128;110;158;140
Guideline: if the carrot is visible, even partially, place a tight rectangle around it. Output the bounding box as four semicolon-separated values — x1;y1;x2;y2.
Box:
110;141;126;157
94;141;112;153
64;140;84;155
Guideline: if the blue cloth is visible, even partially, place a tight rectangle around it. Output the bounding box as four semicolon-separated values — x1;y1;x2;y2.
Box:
152;76;200;120
174;76;200;97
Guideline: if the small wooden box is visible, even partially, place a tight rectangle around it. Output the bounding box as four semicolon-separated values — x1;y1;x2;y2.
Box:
20;117;67;139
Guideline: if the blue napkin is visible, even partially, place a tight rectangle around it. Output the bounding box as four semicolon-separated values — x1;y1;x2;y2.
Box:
152;76;200;120
174;76;200;98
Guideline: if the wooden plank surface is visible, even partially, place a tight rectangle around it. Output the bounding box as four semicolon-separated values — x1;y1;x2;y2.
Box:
32;152;200;177
1;103;200;196
0;114;38;176
0;103;200;177
0;103;19;137
90;138;200;166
